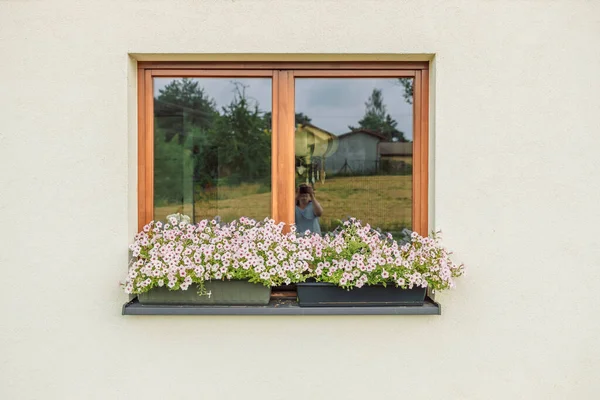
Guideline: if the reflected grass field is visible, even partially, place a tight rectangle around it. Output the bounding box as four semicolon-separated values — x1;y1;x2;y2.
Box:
154;175;412;232
317;175;411;232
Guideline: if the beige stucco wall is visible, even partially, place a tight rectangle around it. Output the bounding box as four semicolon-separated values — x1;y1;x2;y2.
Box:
1;1;599;399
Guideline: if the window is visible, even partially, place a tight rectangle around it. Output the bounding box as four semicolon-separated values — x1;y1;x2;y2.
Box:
137;62;429;236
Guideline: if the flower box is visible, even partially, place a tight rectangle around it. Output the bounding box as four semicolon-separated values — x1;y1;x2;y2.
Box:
124;215;464;310
137;281;271;306
296;282;426;307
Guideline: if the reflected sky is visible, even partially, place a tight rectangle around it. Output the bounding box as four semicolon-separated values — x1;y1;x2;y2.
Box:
155;77;413;140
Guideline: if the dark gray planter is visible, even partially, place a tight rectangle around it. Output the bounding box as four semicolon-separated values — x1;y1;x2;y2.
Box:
137;281;271;305
297;282;426;307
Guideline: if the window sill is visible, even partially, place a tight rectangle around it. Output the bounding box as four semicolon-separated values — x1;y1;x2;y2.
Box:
122;296;441;315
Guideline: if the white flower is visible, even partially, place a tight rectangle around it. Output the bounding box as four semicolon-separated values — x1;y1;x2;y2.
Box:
166;213;191;226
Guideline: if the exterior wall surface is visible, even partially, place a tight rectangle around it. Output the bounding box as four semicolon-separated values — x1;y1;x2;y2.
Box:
1;1;599;399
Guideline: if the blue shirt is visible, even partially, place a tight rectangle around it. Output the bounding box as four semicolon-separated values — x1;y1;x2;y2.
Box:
295;202;321;234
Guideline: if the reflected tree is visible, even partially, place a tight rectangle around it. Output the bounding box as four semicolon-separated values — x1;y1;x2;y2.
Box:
210;83;271;183
154;79;219;205
397;78;413;105
349;88;407;142
154;79;271;206
262;111;313;127
155;78;218;143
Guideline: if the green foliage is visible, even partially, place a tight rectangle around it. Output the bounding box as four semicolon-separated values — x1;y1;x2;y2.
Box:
349;88;407;142
154;78;219;205
153;79;272;206
308;220;465;291
155;78;218;143
211;83;271;182
154;127;195;205
262;111;313;127
124;217;465;295
397;78;413;105
124;217;312;295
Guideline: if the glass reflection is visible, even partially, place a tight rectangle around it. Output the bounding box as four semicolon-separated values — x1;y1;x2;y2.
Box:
153;78;272;223
295;78;414;238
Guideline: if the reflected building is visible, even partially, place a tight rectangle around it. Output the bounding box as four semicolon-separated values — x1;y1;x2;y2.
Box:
295;125;412;180
295;123;338;184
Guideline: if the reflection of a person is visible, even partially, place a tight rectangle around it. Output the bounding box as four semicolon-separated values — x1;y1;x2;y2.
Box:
295;184;323;234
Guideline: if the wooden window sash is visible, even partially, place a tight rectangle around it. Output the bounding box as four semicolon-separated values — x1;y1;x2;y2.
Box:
271;70;295;227
137;63;430;235
150;69;273;77
412;69;429;236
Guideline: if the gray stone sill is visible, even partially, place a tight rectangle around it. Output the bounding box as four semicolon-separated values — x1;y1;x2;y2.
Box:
122;297;441;315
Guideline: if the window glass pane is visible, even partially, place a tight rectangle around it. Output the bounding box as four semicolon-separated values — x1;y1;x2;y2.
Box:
153;78;272;223
294;78;413;238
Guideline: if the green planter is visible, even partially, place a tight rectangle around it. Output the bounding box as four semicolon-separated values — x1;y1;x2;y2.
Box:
137;281;271;305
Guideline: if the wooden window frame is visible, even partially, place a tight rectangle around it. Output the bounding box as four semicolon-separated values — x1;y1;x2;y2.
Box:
137;62;429;235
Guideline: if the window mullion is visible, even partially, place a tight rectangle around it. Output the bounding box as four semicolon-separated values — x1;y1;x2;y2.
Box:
271;70;295;228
